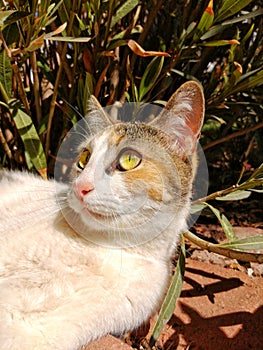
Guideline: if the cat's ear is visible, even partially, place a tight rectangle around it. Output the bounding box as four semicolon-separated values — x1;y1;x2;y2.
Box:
150;81;205;153
85;95;113;135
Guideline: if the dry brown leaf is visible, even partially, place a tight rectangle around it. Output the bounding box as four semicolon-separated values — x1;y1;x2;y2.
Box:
127;39;171;57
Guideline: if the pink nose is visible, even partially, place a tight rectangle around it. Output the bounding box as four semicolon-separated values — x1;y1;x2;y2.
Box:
74;181;94;201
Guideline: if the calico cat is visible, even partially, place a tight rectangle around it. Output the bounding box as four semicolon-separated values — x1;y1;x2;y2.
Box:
0;81;205;350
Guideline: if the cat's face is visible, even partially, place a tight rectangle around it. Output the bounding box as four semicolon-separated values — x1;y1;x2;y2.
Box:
58;82;205;247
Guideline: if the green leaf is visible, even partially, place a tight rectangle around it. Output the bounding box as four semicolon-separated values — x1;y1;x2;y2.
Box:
215;0;254;23
0;10;29;27
110;0;139;29
230;69;263;95
47;0;64;18
83;72;94;115
12;108;47;178
201;39;240;47
0;48;11;99
204;202;237;242
216;190;251;201
190;203;206;214
219;236;263;251
248;163;263;181
139;56;164;101
150;237;186;345
106;39;128;51
2;22;20;46
45;36;91;42
201;8;263;41
193;0;214;41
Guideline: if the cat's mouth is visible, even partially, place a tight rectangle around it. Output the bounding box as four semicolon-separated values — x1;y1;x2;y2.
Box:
84;206;116;221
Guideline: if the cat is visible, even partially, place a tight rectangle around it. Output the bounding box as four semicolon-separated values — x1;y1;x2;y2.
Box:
0;81;205;350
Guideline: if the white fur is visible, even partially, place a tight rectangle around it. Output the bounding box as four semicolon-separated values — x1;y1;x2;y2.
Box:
0;171;182;350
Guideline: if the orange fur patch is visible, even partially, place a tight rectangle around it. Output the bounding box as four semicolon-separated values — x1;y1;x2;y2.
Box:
122;160;163;202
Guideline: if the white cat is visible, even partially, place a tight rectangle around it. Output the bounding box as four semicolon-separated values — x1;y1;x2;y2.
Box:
0;81;204;350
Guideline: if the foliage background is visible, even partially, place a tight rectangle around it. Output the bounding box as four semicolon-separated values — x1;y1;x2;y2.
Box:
0;0;262;346
0;0;262;183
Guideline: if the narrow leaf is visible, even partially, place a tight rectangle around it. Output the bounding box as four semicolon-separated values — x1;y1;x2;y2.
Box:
215;0;254;22
216;190;251;201
150;237;186;345
0;10;29;27
201;8;263;40
44;36;92;42
230;69;263;94
110;0;139;29
26;34;45;52
127;39;170;57
204;202;237;241
44;22;67;39
247;163;263;181
12;108;47;178
139;56;164;101
201;39;240;46
193;0;214;41
221;214;237;242
219;236;263;251
0;49;11;98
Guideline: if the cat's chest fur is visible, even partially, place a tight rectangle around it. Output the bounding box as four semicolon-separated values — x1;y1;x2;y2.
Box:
0;81;205;350
0;172;170;350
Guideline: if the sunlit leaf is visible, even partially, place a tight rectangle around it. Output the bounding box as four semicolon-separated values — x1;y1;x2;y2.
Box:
248;163;263;181
219;61;243;99
127;39;170;57
194;0;214;41
44;22;67;38
139;56;164;101
215;0;254;23
12;107;47;178
26;34;45;52
230;69;263;94
216;190;251;201
150;237;186;345
201;39;240;46
190;203;206;214
44;36;92;42
110;0;139;28
0;49;11;99
0;10;29;27
202;8;263;41
204;202;237;242
83;72;94;115
47;0;64;18
219;236;263;251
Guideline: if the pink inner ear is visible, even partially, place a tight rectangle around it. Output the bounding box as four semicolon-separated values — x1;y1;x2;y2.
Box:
173;82;205;137
149;81;205;152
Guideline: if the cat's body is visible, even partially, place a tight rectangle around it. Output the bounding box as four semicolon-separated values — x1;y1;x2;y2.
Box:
0;82;205;350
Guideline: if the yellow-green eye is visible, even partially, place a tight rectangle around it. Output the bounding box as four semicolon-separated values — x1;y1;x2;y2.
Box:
77;149;90;170
117;148;142;171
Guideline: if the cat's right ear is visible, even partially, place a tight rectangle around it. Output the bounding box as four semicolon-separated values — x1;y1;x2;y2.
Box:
149;81;205;154
85;95;113;135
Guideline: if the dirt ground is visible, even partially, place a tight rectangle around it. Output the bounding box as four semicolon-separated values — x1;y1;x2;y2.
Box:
82;226;263;350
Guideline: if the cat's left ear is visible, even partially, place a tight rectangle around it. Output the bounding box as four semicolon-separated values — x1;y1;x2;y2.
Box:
150;81;205;153
85;95;113;135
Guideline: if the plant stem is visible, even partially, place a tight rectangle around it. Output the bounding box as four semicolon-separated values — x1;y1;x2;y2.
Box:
45;0;77;157
0;128;12;160
30;51;42;126
203;121;263;151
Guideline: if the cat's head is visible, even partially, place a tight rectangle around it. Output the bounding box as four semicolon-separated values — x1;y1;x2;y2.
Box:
58;81;205;248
